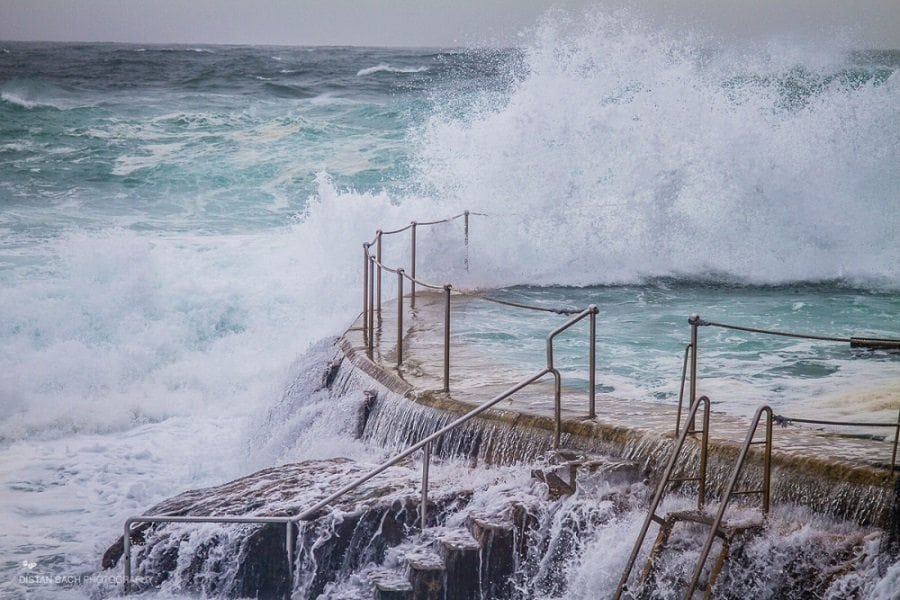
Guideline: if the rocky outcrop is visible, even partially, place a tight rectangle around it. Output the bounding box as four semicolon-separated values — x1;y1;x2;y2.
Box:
101;458;473;598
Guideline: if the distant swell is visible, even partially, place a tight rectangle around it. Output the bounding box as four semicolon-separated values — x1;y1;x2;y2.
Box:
0;79;87;110
1;90;65;110
262;81;317;99
356;64;429;76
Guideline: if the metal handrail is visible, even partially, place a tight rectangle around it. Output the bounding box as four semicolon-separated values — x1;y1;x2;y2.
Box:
122;367;554;593
773;410;900;472
685;314;900;472
546;306;600;436
369;247;599;433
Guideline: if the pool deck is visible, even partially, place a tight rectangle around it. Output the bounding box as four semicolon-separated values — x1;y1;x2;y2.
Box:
341;291;897;524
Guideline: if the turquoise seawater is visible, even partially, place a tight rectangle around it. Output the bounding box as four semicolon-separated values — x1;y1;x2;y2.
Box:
0;14;898;598
451;283;899;423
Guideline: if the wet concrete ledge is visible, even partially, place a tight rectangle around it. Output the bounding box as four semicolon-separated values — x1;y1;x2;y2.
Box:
339;301;896;527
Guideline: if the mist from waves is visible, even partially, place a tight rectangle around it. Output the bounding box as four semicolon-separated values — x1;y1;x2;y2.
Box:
405;11;900;289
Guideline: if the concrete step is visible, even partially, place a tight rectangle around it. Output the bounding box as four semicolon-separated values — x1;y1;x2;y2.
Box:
432;528;481;600
534;449;644;497
405;549;446;600
369;567;414;600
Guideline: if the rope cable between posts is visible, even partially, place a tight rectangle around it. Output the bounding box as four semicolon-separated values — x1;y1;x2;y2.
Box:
700;319;850;343
380;223;414;236
456;290;582;315
773;415;899;429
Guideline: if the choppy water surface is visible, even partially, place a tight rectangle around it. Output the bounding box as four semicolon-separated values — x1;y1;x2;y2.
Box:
451;283;899;422
1;9;898;598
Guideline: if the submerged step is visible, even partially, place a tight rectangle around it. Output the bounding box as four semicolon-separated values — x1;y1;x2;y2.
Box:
369;568;413;600
405;549;446;600
468;515;518;599
535;449;644;497
432;527;481;600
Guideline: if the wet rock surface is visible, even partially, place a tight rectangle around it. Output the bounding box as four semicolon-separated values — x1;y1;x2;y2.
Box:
101;458;473;598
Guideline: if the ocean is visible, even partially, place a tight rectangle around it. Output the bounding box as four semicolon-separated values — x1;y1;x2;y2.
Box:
1;12;898;598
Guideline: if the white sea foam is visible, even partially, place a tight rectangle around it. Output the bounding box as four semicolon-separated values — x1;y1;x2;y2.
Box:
404;13;900;289
356;64;429;76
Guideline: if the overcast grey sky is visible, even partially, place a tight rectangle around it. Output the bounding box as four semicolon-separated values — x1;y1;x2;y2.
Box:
1;0;898;48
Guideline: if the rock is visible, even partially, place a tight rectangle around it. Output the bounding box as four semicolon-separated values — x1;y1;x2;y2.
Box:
102;458;469;598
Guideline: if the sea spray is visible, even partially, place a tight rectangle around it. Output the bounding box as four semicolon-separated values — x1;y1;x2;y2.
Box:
410;13;900;288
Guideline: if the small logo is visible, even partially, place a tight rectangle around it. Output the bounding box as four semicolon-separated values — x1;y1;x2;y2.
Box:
21;560;37;570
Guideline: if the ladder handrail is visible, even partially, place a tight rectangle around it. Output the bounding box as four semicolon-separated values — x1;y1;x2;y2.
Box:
613;394;711;600
684;404;773;599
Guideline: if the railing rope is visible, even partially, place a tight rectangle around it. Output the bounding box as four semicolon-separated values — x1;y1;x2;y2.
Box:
694;317;900;348
773;411;900;472
685;313;898;471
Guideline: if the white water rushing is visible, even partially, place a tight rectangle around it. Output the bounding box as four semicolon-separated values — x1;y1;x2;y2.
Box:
412;14;899;288
0;8;897;599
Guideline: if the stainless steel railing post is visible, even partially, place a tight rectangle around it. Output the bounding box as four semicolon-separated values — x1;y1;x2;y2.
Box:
285;522;294;589
376;230;383;316
123;520;132;593
443;284;451;393
410;222;417;308
420;440;431;529
552;368;562;449
362;243;369;343
368;256;375;357
588;304;598;419
463;210;470;272
545;307;595;438
688;314;701;431
675;343;692;436
892;408;899;473
763;409;773;514
397;269;404;368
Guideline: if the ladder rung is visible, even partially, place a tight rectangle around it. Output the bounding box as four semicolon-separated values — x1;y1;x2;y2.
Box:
668;476;699;483
730;489;763;495
651;514;666;526
748;440;768;445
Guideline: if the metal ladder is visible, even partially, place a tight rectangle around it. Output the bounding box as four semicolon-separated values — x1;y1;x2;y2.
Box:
614;402;774;600
613;394;711;600
682;405;773;599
